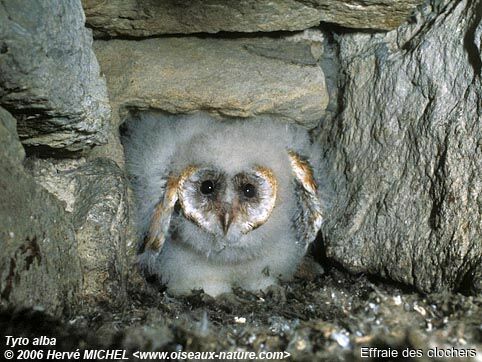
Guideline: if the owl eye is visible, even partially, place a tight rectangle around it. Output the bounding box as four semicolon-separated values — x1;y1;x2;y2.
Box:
242;183;256;198
200;180;215;195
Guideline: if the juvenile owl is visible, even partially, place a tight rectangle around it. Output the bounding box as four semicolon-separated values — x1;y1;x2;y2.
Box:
123;112;325;296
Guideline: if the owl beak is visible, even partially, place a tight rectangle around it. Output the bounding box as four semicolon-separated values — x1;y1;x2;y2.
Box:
220;211;233;235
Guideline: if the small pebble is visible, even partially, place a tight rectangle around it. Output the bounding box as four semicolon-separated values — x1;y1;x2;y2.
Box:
234;316;246;324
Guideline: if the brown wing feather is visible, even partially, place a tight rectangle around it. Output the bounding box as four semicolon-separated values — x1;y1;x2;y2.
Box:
288;150;323;249
142;166;198;252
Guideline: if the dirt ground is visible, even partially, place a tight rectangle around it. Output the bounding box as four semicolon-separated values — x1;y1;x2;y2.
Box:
0;262;480;361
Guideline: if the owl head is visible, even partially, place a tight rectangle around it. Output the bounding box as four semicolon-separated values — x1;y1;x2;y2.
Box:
168;164;278;244
124;113;324;257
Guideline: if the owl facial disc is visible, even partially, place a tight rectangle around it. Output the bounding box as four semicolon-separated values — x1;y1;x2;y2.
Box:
178;166;278;241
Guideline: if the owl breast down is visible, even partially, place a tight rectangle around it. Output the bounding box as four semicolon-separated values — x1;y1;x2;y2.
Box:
123;112;324;296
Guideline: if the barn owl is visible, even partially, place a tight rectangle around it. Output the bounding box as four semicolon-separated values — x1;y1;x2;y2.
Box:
122;112;325;296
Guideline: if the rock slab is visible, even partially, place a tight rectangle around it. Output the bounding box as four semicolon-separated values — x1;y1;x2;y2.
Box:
0;107;82;316
26;158;129;305
92;34;329;164
0;0;110;154
320;0;482;293
94;36;328;127
83;0;424;37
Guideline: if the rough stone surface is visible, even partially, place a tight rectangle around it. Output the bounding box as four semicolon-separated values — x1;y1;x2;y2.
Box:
0;107;82;316
319;0;482;293
0;0;110;154
82;0;424;37
95;36;327;126
0;107;25;164
92;34;329;163
26;158;130;305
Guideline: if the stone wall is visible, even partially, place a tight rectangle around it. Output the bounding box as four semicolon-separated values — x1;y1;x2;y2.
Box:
0;0;128;314
0;0;480;315
0;0;110;154
320;0;482;293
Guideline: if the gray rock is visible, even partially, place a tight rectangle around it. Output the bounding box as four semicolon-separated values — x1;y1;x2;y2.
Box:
94;36;328;124
0;0;110;154
26;158;130;304
82;0;424;37
0;107;82;316
71;159;129;304
319;0;482;293
0;107;25;164
92;34;329;164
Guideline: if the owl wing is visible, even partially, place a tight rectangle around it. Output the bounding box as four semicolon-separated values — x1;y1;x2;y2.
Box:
140;166;198;254
288;150;324;251
140;176;178;253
